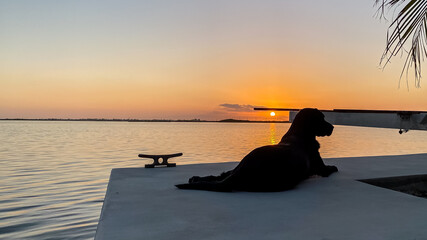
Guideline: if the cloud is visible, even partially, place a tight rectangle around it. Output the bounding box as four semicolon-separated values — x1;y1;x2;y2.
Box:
219;103;264;112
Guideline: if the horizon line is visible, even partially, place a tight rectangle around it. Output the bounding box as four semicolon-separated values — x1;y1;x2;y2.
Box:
0;118;290;123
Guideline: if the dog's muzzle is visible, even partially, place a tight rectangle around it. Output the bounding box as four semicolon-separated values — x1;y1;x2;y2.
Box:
317;122;334;137
326;124;334;136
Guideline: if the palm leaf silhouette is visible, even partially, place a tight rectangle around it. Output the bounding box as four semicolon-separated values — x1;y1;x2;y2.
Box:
376;0;427;87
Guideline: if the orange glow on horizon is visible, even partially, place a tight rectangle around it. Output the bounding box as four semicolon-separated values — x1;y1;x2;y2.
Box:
1;1;427;120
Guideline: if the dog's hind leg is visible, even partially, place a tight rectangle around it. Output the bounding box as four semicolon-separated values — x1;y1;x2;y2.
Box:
189;170;233;183
176;180;233;192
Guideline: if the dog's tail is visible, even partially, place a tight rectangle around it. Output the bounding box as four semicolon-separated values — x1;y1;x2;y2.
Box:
175;181;232;192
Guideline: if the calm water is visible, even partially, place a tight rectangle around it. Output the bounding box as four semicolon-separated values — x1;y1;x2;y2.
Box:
1;121;427;239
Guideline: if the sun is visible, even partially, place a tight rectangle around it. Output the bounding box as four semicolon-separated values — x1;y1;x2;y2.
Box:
270;112;276;117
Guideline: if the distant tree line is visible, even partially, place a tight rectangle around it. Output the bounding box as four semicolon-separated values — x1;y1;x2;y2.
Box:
0;118;289;123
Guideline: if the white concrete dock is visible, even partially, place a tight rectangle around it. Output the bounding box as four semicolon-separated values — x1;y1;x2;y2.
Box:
95;153;427;240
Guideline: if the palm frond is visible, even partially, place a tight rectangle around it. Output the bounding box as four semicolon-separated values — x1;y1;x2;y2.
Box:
375;0;427;88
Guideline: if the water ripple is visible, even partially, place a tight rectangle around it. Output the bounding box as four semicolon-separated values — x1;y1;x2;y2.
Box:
1;121;427;239
0;222;39;235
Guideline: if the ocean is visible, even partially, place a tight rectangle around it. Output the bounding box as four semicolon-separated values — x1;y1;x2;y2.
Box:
1;121;426;239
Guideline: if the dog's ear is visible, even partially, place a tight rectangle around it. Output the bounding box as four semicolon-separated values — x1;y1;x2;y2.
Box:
307;109;325;135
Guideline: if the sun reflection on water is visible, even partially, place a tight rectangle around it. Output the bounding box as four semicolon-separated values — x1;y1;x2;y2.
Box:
269;123;277;145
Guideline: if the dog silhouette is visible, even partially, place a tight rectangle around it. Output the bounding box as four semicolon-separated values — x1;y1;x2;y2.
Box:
176;108;338;192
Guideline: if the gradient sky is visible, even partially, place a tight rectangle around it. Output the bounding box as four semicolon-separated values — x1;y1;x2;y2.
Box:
1;0;427;120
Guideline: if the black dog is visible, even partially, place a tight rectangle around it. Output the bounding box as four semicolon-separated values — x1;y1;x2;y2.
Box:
176;108;338;192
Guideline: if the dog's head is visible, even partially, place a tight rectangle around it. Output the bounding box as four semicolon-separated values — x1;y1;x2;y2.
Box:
288;108;334;137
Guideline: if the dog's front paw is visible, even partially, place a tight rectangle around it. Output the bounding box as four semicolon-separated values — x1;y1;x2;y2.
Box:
189;176;201;183
327;165;338;173
320;165;338;177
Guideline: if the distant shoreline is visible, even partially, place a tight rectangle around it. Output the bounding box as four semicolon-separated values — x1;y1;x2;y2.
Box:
0;118;289;123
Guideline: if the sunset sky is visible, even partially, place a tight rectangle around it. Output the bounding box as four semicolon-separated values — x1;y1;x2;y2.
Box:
1;0;427;120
